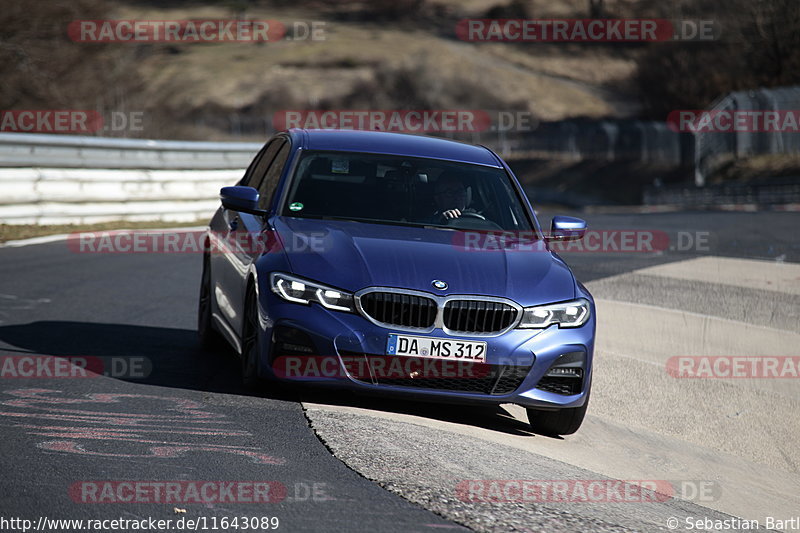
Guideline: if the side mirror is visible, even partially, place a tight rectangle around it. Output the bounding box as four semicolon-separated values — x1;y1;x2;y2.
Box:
220;186;267;216
548;215;587;242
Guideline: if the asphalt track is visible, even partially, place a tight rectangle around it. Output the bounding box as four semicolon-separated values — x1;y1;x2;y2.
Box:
0;209;798;532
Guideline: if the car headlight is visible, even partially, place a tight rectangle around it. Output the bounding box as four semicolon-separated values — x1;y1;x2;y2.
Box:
518;298;591;329
270;272;356;312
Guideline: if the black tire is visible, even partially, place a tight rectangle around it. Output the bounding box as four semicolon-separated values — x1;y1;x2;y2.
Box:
198;252;223;349
526;387;590;436
240;287;261;389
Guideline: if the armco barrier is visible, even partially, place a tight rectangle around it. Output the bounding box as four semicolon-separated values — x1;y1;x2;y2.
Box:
0;132;260;169
0;133;261;225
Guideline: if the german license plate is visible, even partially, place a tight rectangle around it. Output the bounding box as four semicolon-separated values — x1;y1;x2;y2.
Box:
386;334;486;363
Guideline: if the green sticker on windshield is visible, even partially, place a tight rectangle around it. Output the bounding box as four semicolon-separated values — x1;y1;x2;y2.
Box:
289;202;304;212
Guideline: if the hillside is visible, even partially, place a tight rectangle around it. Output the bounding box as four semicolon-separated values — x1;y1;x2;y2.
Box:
2;0;645;141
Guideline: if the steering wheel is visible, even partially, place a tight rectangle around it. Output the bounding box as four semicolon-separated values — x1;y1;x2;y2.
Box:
446;213;503;231
457;212;486;220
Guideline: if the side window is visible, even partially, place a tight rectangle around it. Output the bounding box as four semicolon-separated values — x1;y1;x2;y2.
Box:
258;142;291;210
240;140;274;188
247;140;284;193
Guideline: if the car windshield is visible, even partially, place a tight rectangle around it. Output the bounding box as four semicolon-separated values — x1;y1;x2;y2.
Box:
282;150;534;232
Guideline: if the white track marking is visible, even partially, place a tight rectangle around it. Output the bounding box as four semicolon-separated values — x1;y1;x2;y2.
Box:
0;227;206;248
634;256;800;295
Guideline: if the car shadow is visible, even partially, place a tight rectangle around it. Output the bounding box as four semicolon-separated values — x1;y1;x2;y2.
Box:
0;321;546;438
298;387;539;437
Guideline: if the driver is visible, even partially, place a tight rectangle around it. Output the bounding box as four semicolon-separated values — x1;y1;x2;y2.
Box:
430;173;483;223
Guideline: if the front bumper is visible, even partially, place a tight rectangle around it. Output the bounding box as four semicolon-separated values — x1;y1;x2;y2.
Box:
256;288;595;410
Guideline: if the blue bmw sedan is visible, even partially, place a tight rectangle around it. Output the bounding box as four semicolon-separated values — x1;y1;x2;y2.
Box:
198;129;595;435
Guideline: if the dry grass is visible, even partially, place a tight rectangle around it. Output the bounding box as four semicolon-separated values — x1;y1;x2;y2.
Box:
712;154;800;183
104;0;642;140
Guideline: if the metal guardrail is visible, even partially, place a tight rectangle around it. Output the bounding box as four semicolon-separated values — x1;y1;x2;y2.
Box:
0;167;243;225
0;133;260;224
1;123;798;224
500;120;694;166
0;132;261;169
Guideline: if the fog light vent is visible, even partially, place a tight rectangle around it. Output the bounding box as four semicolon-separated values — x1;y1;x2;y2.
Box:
272;326;316;356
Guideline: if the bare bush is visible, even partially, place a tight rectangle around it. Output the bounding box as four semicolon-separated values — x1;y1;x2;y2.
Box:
635;0;800;118
485;0;532;19
0;0;158;136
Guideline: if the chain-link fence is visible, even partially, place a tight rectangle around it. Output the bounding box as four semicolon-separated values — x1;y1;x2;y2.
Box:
695;85;800;186
489;120;694;166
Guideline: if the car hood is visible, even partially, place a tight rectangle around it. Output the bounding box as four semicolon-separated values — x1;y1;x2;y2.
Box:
272;217;576;306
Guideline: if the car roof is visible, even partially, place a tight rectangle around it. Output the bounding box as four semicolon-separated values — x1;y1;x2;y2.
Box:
286;129;502;167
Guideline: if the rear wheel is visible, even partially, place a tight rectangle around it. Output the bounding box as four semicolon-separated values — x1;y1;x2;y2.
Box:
198;252;223;349
240;287;261;389
526;388;590;436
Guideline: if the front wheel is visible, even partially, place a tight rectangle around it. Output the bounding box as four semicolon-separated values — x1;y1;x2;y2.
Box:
526;388;590;436
240;288;261;389
198;252;223;349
